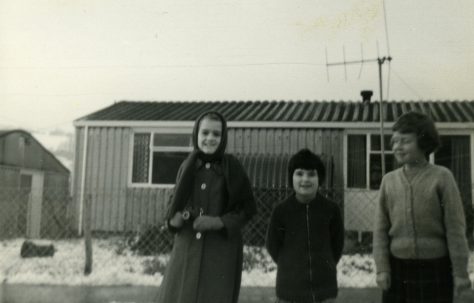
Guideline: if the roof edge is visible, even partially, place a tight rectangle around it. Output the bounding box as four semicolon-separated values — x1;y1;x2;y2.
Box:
73;120;474;130
0;129;70;174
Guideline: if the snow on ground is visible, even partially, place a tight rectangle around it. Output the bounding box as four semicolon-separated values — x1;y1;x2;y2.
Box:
0;238;473;288
0;239;162;286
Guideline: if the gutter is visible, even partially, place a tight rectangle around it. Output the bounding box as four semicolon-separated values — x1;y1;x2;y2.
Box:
73;120;474;130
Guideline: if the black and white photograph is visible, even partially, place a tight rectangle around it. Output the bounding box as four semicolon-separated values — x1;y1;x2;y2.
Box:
0;1;473;302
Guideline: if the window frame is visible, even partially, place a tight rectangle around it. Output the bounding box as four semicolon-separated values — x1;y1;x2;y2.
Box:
368;133;396;190
345;129;473;190
345;130;395;190
128;128;192;188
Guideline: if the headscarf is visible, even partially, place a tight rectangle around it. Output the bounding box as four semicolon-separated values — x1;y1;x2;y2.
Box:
192;111;227;162
166;111;256;226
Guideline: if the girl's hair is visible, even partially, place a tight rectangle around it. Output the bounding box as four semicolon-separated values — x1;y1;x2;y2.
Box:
392;111;441;157
288;148;326;187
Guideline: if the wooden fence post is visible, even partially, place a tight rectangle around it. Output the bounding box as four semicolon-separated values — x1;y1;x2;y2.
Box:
84;193;92;275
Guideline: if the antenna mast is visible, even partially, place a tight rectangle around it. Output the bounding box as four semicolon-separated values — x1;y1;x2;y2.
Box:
326;53;392;176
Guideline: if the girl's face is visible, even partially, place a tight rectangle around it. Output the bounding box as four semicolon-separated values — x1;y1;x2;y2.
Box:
391;131;426;165
197;118;222;154
293;168;319;199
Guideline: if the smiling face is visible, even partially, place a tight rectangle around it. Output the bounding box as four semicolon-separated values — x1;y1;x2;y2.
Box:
391;131;426;165
292;168;319;201
197;118;222;154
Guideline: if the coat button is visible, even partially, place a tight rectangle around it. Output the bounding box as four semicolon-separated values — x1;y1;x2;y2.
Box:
205;163;211;169
201;183;206;190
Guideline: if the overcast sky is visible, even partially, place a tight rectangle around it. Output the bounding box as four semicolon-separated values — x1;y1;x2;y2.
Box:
1;0;473;132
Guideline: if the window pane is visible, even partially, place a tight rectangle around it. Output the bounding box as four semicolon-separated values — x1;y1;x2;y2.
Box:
132;133;150;183
370;134;392;151
369;154;397;189
435;136;472;208
152;152;188;184
347;135;367;188
153;134;191;147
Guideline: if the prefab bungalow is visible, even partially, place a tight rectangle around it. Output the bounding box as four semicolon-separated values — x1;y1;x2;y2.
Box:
0;129;70;239
72;100;474;237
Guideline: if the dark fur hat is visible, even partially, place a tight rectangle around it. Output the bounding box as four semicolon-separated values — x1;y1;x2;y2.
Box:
288;148;326;187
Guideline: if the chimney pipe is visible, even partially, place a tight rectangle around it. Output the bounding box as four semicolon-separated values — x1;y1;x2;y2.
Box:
361;90;373;103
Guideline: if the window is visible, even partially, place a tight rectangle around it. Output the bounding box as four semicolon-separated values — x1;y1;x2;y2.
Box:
369;134;397;190
347;133;397;190
347;135;366;188
434;135;471;203
131;132;192;185
131;133;150;183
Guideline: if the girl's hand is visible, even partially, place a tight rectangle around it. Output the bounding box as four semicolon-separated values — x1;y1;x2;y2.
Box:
169;211;184;228
454;276;471;296
193;215;224;232
376;272;391;290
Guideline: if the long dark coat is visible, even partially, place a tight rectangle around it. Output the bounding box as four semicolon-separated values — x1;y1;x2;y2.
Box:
157;159;253;303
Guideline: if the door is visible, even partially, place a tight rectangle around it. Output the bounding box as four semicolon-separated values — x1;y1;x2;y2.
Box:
17;174;32;236
19;170;44;238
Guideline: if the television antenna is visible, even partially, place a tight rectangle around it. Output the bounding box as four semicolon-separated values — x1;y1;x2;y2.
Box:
326;46;392;176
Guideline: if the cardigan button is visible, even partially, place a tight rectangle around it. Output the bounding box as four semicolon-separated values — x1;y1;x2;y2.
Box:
201;183;206;190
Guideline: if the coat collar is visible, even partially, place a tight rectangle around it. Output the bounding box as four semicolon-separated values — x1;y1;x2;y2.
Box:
195;157;224;175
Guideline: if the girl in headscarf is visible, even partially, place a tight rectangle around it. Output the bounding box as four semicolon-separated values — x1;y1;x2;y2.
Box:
157;111;257;303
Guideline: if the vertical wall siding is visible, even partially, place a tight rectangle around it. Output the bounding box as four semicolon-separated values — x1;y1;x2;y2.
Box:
116;128;129;231
227;128;344;189
124;187;172;232
74;126;344;233
74;127;126;232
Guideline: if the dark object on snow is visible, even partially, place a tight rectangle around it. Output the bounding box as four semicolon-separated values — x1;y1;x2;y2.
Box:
20;240;55;258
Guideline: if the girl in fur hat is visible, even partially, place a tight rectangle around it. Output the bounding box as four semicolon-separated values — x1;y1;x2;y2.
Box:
266;148;344;303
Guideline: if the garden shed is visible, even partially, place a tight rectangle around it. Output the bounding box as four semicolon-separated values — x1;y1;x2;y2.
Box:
0;129;70;239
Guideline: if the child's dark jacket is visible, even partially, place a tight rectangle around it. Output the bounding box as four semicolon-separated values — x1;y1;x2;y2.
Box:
266;193;344;303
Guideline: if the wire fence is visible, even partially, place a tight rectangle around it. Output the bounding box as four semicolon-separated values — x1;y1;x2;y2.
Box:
0;187;73;240
0;186;472;293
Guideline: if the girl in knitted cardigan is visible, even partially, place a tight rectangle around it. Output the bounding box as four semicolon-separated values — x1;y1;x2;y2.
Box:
373;111;471;303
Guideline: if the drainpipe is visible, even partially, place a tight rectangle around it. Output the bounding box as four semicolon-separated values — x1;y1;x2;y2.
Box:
78;125;89;235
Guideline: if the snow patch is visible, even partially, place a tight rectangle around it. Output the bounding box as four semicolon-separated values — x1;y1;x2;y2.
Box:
1;239;472;288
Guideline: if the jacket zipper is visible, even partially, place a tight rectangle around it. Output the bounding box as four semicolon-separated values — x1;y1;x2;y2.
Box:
306;204;316;303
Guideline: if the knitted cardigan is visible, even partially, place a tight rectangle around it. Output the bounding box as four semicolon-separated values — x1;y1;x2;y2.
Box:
373;163;469;279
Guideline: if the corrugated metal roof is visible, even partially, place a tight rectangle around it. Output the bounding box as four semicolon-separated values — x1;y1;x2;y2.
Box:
77;100;474;123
